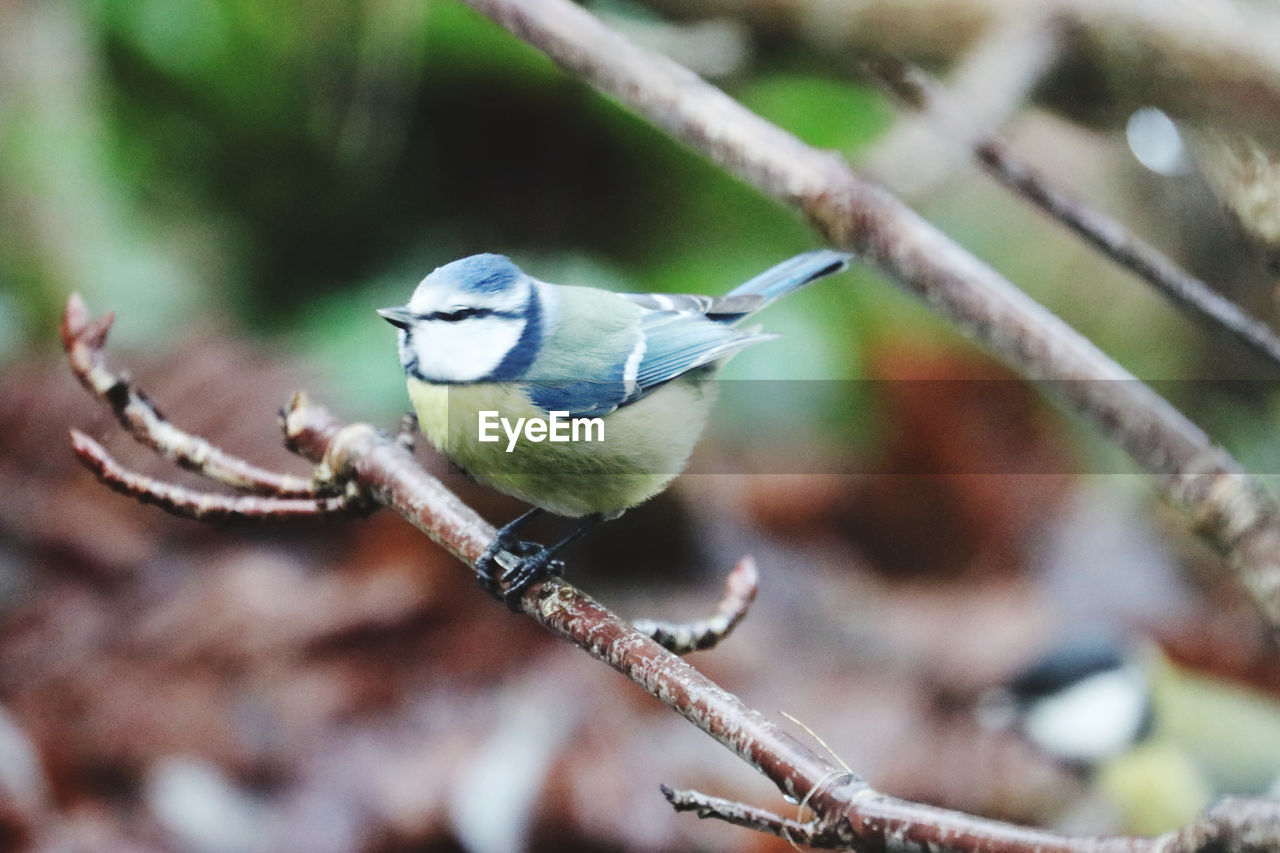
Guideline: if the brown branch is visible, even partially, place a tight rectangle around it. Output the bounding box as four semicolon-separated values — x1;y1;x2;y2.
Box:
458;0;1280;632
676;782;1280;853
1167;798;1280;853
69;429;364;521
866;57;1280;372
63;292;1280;851
61;293;322;498
974;139;1280;367
278;396;857;806
633;556;758;653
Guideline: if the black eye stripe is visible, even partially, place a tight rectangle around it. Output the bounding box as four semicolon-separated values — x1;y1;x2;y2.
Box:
428;307;491;322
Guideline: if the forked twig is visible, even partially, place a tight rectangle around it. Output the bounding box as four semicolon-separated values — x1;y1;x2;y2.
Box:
61;293;322;498
60;294;371;521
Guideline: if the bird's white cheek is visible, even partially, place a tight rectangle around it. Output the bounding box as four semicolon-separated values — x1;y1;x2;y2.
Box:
410;317;525;383
1023;667;1149;763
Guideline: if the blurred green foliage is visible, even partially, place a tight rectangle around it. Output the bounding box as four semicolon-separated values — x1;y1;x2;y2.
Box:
1;0;1269;463
1;0;905;426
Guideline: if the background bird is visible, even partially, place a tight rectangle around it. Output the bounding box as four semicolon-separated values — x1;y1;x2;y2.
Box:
980;635;1280;835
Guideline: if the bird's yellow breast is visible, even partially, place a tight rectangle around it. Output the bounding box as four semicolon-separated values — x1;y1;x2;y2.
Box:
407;377;716;518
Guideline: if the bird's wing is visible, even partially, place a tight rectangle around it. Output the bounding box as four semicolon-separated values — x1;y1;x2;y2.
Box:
617;292;764;322
525;310;767;418
631;310;769;390
527;252;851;416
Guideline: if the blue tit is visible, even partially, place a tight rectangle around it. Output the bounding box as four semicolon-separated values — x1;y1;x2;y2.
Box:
378;249;852;602
984;636;1154;767
981;636;1280;835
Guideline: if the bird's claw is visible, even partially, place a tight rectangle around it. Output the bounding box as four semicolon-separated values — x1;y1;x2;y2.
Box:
476;536;558;609
475;509;595;610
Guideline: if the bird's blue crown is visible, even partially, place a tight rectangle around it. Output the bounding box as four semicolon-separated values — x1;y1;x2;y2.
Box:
435;253;524;295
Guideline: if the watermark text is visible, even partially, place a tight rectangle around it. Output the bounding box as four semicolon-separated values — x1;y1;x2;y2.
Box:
478;410;605;452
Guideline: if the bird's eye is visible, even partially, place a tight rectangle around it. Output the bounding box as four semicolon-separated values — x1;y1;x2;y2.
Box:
434;307;487;322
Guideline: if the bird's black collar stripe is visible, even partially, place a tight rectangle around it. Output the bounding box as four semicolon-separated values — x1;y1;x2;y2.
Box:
491;285;542;378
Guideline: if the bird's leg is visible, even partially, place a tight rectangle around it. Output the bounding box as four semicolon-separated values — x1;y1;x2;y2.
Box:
490;514;604;610
476;507;546;595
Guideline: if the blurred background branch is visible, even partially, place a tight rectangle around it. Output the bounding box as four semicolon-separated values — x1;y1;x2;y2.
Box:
641;0;1280;147
867;57;1280;371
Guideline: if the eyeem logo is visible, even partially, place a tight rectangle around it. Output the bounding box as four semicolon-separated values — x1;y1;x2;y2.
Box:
478;410;605;452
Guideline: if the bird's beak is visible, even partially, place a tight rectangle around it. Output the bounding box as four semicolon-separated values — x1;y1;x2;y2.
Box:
377;306;414;330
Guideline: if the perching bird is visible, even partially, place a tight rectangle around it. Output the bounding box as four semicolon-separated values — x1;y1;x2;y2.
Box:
379;250;852;602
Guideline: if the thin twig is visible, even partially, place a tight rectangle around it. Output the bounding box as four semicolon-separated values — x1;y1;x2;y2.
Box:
862;11;1060;198
976;136;1280;367
459;0;1280;631
978;135;1280;368
633;556;759;653
60;292;322;498
660;785;830;846
864;58;1280;372
69;430;364;521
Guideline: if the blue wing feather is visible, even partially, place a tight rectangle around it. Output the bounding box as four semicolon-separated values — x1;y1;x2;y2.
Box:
632;311;765;390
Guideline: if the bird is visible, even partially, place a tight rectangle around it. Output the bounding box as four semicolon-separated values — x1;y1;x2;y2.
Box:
979;635;1280;835
980;636;1154;769
379;249;852;604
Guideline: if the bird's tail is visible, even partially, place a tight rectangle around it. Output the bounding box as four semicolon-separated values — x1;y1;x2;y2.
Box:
724;249;853;313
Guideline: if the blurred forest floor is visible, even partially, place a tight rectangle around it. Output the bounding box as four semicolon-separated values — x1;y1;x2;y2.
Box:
2;328;1278;850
